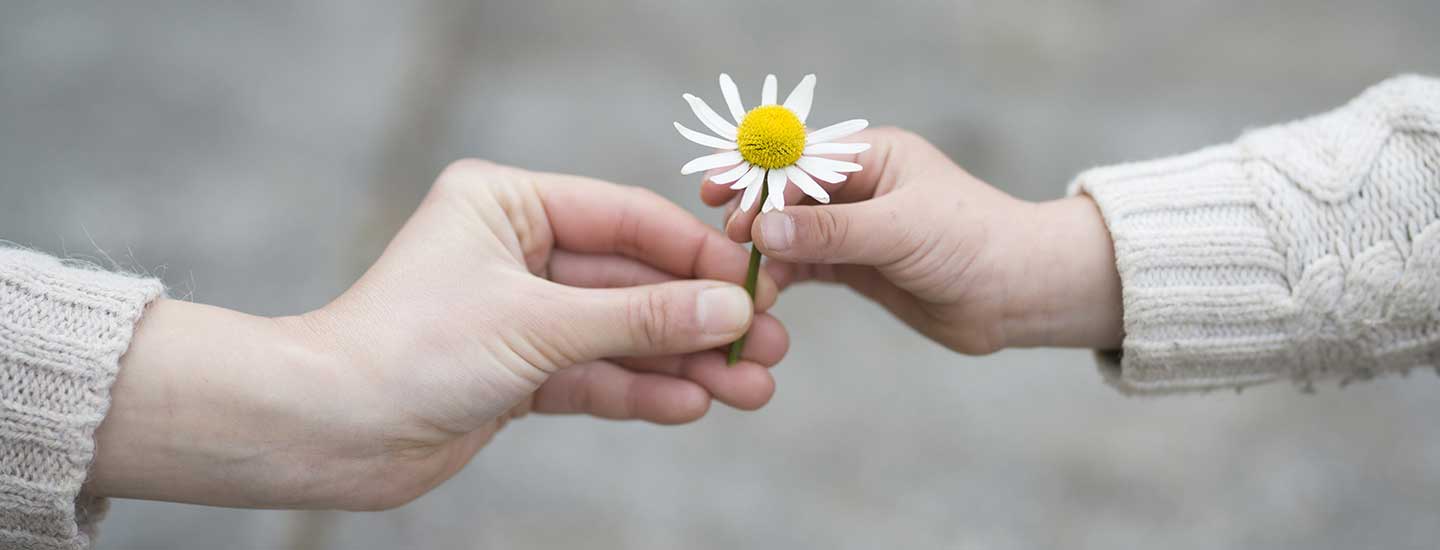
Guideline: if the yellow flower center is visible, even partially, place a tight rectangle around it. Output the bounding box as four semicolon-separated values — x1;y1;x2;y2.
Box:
736;105;806;169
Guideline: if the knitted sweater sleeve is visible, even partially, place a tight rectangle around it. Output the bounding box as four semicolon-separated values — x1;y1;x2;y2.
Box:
0;248;162;549
1070;75;1440;394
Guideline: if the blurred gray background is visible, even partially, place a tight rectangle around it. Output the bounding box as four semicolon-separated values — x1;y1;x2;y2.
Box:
4;1;1440;548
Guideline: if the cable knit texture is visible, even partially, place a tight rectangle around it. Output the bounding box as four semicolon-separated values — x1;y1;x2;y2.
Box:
1071;75;1440;394
0;248;162;549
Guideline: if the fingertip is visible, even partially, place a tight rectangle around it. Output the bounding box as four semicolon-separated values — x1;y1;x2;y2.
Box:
725;207;755;243
751;209;800;258
680;356;776;411
700;178;736;207
646;378;712;425
749;213;773;252
720;363;776;411
763;260;800;291
696;282;755;342
752;270;778;311
742;314;789;365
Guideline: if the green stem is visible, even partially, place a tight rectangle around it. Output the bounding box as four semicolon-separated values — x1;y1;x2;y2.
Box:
728;174;769;365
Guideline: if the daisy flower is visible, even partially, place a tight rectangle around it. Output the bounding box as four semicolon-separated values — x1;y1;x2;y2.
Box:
672;74;871;364
676;74;870;213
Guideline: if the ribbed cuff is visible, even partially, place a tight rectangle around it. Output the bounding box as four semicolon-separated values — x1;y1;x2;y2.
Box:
0;248;163;549
1068;144;1300;394
1068;75;1440;394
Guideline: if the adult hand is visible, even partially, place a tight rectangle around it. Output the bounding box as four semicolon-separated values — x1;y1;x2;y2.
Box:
90;160;786;510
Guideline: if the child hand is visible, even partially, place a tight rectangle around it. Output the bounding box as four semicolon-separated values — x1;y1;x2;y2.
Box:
702;128;1122;354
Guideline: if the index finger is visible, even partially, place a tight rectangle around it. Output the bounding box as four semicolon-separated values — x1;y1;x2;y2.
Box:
707;127;916;242
532;172;778;310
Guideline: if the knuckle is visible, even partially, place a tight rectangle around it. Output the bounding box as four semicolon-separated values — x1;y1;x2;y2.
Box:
896;128;926;147
629;185;665;204
441;157;500;178
434;158;514;193
626;291;673;350
806;207;850;259
871;126;921;149
870;126;942;163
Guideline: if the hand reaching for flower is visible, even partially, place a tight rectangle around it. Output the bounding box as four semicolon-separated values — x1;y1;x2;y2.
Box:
704;128;1124;355
89;160;786;511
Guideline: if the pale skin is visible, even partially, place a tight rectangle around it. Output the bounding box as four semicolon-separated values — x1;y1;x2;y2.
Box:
89;128;1125;513
705;127;1124;354
89;160;788;511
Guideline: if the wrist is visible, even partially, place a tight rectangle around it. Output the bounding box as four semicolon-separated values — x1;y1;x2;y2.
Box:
1001;195;1123;349
90;299;369;509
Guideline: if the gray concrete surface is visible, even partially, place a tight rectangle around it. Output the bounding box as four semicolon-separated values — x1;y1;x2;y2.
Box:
3;1;1440;548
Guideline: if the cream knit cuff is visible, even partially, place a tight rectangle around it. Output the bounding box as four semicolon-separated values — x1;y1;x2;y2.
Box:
1072;143;1292;393
1070;75;1440;394
0;248;163;549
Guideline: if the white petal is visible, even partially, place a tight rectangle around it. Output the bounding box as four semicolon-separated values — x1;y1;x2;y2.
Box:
782;74;816;123
674;122;737;150
711;161;751;184
731;165;762;189
683;94;738;140
795;157;847;183
739;176;763;212
732;168;760;191
785;165;830;204
718;74;747;125
804;141;870;155
765;169;787;212
797;155;862;173
761;74;777;105
680;151;742;175
807;119;868;144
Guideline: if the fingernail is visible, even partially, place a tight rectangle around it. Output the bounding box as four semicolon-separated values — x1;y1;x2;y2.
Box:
759;213;795;251
726;207;743;230
696;286;752;335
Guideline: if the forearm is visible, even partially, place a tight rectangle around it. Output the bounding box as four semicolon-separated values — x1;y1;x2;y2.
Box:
88;300;365;509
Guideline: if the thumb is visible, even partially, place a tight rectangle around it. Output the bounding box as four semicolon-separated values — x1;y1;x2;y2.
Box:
752;199;912;265
549;280;754;360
